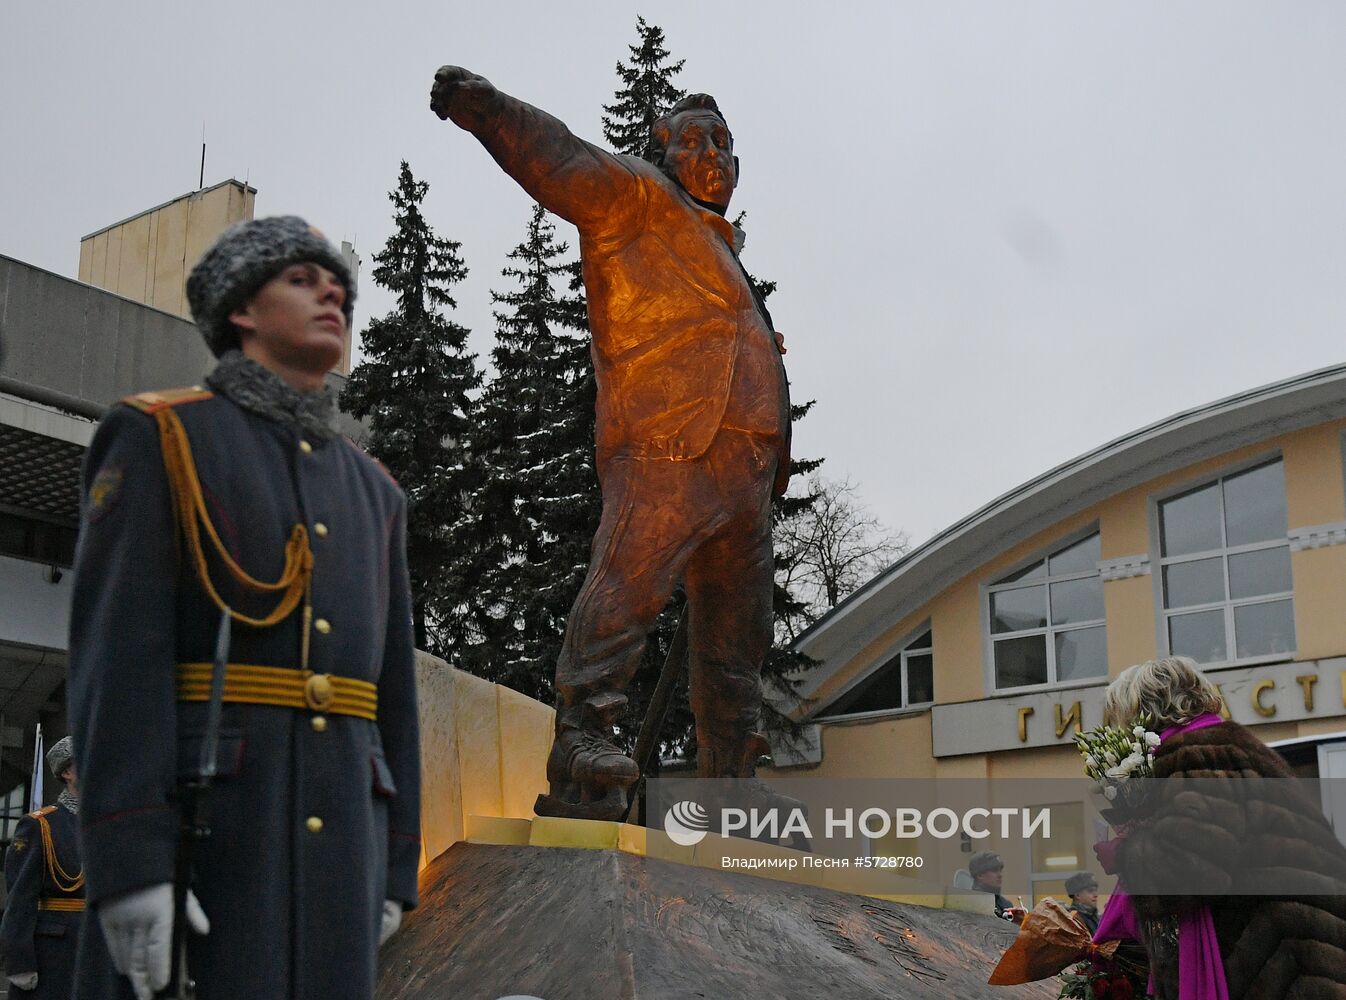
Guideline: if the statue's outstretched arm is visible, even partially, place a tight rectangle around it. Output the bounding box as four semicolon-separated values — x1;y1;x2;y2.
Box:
430;65;639;232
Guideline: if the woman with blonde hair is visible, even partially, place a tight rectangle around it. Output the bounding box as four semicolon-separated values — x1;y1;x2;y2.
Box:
1094;656;1346;999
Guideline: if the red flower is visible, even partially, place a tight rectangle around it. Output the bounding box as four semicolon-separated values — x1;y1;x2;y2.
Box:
1091;977;1111;999
1110;977;1134;1000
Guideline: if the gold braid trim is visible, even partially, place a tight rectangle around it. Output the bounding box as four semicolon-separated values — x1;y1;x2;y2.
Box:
153;407;314;638
38;898;86;912
35;813;84;894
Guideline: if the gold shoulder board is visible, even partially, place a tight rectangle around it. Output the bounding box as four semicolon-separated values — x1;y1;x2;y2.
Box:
123;386;214;414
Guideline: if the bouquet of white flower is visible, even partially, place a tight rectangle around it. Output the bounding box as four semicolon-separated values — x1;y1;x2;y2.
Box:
1074;716;1162;821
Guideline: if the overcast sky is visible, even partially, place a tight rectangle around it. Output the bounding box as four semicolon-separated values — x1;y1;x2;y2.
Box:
5;2;1345;546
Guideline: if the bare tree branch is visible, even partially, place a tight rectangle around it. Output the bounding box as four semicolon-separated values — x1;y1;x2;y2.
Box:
773;475;908;641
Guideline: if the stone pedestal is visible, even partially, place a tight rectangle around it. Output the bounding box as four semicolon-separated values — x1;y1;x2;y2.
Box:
377;841;1053;1000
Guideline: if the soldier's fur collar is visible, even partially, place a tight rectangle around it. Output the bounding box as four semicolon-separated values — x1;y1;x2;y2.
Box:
207;350;338;443
58;787;78;815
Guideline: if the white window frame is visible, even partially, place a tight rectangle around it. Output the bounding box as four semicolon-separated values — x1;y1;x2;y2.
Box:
982;526;1107;695
812;622;934;723
1150;454;1295;669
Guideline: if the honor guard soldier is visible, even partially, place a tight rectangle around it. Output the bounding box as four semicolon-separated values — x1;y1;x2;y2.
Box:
0;737;84;997
67;217;421;1000
1064;871;1100;935
968;851;1024;923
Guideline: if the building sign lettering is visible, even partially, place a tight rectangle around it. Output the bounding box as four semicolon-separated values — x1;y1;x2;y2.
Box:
932;658;1346;757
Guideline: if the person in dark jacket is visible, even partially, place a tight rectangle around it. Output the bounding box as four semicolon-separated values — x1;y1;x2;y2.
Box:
68;217;421;1000
969;851;1022;921
1;736;84;997
430;66;792;820
1064;871;1099;935
1098;656;1346;999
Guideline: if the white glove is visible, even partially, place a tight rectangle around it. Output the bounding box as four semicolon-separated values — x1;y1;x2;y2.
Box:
379;898;403;946
7;971;38;990
98;883;210;1000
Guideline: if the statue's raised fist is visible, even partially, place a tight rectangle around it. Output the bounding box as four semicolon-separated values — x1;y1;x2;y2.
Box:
430;65;495;124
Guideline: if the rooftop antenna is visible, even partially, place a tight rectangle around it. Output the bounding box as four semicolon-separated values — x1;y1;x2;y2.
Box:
199;123;206;190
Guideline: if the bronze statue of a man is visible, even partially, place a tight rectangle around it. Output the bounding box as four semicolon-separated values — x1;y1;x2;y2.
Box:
432;67;791;820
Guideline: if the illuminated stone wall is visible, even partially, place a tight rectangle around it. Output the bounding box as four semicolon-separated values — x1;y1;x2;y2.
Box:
414;652;554;867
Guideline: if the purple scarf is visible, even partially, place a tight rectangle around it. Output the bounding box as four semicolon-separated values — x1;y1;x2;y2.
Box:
1094;713;1230;1000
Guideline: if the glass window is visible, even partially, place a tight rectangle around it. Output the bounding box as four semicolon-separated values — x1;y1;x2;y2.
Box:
988;533;1107;690
1050;578;1104;626
822;658;903;716
1158;459;1294;665
866;826;921;879
1048;533;1101;576
1028;802;1086;906
1055;626;1107;683
1223;462;1288;547
1162;557;1224;608
1233;600;1295;659
817;628;934;718
906;653;934;705
1158;482;1223;557
0;784;27;843
1168;609;1227;663
991;588;1047;633
995;635;1048;688
0;513;78;568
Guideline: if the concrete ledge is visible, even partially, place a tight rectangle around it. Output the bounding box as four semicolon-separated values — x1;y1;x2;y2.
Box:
465;815;533;846
529;815;623;850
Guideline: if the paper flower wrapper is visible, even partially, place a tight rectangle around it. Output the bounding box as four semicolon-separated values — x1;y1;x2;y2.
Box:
988;898;1119;985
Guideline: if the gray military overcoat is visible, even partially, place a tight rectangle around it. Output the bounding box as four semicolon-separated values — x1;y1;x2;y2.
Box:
67;390;420;999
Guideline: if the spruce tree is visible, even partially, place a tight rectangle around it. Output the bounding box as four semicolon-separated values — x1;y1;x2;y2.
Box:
340;161;481;654
460;205;599;702
732;211;825;739
602;16;686;158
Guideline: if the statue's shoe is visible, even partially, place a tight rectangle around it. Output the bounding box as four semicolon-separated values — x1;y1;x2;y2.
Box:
534;727;640;821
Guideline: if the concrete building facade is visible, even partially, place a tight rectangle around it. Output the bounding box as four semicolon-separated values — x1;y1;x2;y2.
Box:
78;179;256;320
76;180;359;374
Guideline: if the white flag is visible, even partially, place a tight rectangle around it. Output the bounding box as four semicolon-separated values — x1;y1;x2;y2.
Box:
29;723;43;813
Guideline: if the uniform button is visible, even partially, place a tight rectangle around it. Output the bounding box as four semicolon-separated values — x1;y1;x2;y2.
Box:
314;618;332;635
310;715;328;733
300;440;313;454
313;522;328;538
306;816;324;833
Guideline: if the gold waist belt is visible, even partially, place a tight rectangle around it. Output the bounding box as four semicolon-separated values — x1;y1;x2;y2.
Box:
176;663;378;720
38;898;85;912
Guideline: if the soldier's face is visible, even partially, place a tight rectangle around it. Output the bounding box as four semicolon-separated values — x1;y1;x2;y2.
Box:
231;262;346;388
663;111;737;210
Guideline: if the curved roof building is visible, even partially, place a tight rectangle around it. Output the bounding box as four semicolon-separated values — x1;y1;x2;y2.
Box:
767;364;1346;899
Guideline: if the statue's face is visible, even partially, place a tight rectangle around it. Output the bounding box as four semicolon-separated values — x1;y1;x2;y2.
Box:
662;111;737;210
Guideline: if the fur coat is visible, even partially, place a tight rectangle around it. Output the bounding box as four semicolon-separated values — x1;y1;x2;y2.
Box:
1118;720;1346;1000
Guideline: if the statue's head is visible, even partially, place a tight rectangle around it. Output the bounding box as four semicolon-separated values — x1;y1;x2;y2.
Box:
650;94;738;212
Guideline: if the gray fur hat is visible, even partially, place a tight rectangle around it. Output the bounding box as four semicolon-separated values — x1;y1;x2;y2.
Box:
1065;871;1098;896
186;216;355;357
46;735;73;778
968;850;1003;876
